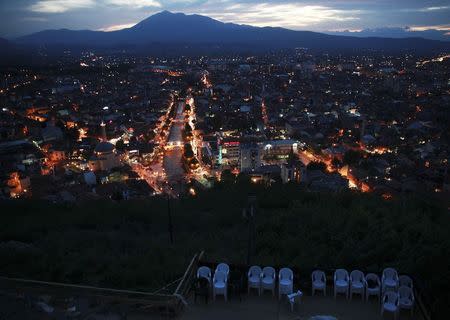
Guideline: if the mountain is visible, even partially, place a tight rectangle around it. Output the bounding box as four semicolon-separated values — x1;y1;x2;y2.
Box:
16;11;450;52
327;27;450;42
0;37;36;66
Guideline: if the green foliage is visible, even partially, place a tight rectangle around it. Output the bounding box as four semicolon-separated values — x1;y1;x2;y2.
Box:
0;187;448;317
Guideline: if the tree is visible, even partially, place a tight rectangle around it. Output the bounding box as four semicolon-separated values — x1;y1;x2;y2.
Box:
343;150;362;165
331;157;342;169
307;161;327;172
220;169;235;184
115;139;125;151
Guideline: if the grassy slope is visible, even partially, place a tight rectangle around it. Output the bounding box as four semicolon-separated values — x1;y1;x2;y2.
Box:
0;182;448;315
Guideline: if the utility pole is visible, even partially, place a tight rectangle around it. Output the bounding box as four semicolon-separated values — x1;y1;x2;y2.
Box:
245;195;257;265
167;194;174;245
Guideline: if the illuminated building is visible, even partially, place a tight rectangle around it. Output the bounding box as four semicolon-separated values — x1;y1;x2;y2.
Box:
219;140;240;167
88;141;121;172
88;122;121;171
240;143;261;171
262;140;299;163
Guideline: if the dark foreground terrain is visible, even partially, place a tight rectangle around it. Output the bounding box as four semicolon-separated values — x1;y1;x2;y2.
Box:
0;183;448;317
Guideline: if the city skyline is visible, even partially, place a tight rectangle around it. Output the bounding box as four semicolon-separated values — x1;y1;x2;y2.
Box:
1;0;449;37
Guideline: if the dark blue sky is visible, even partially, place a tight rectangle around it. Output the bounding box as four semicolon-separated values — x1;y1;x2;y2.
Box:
1;0;449;37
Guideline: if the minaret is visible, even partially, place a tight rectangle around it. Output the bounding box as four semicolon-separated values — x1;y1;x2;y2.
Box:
100;121;107;142
360;116;367;143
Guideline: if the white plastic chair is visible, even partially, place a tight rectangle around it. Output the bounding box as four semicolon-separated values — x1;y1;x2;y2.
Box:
334;269;349;299
278;268;293;300
216;263;230;279
261;266;276;296
381;291;399;319
311;270;326;296
213;270;228;301
197;266;212;284
399;286;414;316
399;275;413;289
365;273;381;302
287;290;303;312
382;268;399;294
350;270;365;300
248;265;262;295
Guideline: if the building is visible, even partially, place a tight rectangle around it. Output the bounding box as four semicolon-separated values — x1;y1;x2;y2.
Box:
88;122;121;171
219;140;240;167
262;140;299;163
240;143;262;172
88;141;121;172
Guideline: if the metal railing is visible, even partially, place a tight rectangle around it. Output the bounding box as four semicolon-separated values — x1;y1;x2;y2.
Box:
0;251;205;318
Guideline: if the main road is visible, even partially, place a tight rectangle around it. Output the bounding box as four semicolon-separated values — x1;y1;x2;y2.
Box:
163;100;186;195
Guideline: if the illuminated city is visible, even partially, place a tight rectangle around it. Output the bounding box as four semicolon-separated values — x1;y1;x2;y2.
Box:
0;3;449;320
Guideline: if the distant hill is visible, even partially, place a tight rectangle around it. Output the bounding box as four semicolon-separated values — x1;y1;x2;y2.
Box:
14;11;450;52
327;27;450;42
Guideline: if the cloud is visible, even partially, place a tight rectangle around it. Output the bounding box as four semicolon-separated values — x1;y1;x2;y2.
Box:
409;24;450;31
420;6;449;12
30;0;96;13
22;17;49;22
29;0;161;13
106;0;162;8
191;3;361;29
98;22;137;31
402;5;450;13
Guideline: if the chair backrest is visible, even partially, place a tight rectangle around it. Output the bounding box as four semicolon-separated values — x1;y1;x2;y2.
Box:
279;267;293;280
382;268;398;281
214;270;227;283
365;273;380;288
350;270;364;283
383;291;399;304
334;269;349;282
399;275;413;288
216;263;229;275
312;270;326;283
262;266;275;278
248;265;262;278
197;266;211;279
399;286;414;300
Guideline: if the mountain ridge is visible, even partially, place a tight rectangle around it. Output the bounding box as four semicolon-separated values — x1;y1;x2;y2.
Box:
14;11;450;52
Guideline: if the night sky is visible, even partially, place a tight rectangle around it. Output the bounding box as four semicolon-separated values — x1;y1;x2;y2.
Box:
1;0;449;37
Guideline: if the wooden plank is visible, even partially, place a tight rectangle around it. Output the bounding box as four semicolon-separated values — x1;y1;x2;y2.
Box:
174;252;198;295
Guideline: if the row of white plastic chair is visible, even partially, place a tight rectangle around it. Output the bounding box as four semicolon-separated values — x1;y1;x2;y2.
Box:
197;264;294;301
381;288;415;319
312;269;413;300
312;268;414;318
197;263;230;301
197;264;414;315
247;266;294;299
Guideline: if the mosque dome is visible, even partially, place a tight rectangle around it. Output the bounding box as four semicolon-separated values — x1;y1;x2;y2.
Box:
94;141;114;154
